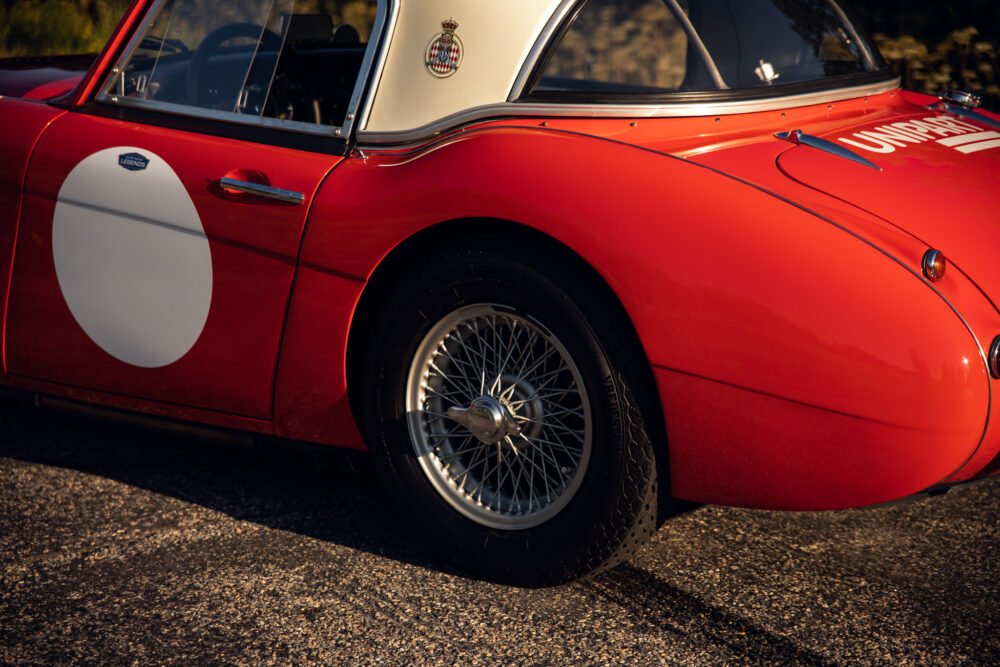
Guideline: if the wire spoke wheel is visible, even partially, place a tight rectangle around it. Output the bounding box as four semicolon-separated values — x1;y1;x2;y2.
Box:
366;244;660;585
406;304;592;530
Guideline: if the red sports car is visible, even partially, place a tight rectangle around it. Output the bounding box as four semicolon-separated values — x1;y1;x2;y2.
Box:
1;0;998;585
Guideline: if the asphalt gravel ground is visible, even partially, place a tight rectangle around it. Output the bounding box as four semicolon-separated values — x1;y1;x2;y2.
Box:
1;397;997;666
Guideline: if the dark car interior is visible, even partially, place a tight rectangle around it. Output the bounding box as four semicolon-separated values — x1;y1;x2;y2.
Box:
116;13;366;128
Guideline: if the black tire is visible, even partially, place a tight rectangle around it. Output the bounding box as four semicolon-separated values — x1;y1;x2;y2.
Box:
362;238;660;587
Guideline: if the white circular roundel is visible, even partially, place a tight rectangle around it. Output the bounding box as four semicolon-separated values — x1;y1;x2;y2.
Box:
53;147;212;368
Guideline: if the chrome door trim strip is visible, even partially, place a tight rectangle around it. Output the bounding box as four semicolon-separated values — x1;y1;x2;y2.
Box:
360;77;900;147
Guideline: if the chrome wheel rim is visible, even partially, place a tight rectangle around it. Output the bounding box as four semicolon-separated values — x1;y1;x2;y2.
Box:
406;304;592;530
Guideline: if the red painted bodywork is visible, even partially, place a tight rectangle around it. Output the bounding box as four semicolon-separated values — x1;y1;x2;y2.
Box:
0;98;65;372
7;112;342;418
0;0;998;511
292;119;996;508
21;76;83;101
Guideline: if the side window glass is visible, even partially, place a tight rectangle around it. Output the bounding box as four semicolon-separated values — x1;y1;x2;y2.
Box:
687;0;867;88
531;0;714;96
528;0;878;100
104;0;379;129
262;2;378;126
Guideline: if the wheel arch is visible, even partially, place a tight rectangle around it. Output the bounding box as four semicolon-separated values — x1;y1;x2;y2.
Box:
344;216;673;519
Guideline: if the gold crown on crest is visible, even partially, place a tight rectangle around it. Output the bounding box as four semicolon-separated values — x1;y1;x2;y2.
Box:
441;18;459;33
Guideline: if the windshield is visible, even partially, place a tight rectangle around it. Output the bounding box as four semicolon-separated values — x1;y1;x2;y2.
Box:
530;0;884;97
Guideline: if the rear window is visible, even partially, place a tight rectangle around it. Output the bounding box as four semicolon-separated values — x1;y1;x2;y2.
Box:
529;0;881;98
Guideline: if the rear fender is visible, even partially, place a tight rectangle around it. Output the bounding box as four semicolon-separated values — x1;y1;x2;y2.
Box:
277;126;989;508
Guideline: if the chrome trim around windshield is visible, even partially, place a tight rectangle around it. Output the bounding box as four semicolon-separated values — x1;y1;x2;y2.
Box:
360;76;900;147
95;0;392;143
101;0;168;93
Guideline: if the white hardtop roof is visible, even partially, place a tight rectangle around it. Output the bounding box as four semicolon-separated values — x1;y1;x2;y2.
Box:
361;0;567;135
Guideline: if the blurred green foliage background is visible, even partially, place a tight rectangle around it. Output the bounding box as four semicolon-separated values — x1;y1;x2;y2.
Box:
0;0;997;106
855;1;1000;107
0;0;124;56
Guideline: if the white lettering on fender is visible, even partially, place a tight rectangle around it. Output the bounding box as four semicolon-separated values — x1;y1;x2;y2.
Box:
837;115;995;155
839;134;898;154
939;131;1000;154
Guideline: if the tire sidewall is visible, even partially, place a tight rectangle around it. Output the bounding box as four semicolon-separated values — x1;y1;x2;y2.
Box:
365;244;652;583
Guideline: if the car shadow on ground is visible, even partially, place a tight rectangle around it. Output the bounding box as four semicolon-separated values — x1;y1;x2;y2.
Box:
583;566;839;667
1;397;983;666
0;397;446;568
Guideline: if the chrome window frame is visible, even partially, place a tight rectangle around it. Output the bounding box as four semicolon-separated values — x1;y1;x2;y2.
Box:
353;0;399;132
507;0;579;102
95;0;392;140
509;0;728;97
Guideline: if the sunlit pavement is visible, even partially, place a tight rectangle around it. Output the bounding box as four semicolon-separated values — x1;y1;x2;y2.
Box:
1;399;997;665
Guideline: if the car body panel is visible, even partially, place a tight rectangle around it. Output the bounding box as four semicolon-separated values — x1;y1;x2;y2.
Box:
273;265;367;448
681;91;1000;485
292;125;991;507
6;111;341;418
0;0;995;516
20;76;84;101
0;58;88;100
778;112;1000;308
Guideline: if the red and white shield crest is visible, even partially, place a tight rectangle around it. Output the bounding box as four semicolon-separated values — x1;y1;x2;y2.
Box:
425;18;463;78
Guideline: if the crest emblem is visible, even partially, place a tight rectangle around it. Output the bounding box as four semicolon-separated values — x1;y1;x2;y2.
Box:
425;18;463;78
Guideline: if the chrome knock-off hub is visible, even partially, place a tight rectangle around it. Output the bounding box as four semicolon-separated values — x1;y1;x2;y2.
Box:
406;305;593;530
447;396;521;445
